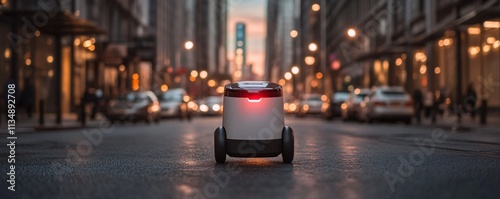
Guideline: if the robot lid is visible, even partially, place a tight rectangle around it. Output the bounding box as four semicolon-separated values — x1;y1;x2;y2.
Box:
224;81;282;100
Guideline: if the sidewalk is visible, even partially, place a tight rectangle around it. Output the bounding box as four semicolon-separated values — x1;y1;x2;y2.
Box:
0;113;105;133
417;113;500;133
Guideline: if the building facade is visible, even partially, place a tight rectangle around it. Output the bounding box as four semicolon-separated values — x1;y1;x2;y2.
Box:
325;0;500;113
1;0;150;122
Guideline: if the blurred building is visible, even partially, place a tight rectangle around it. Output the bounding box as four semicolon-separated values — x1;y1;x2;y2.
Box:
194;0;228;76
0;0;150;123
325;0;500;113
265;0;300;94
234;22;246;81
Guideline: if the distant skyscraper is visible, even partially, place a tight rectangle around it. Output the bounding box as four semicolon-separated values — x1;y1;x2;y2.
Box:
265;0;298;83
235;23;247;79
195;0;228;75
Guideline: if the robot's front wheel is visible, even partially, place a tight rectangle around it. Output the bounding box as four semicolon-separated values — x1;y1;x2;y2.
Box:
282;126;294;163
214;127;227;164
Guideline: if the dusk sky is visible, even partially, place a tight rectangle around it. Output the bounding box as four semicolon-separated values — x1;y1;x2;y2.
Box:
227;0;267;77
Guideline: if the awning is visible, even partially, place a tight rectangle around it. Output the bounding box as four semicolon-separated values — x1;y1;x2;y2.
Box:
1;10;105;35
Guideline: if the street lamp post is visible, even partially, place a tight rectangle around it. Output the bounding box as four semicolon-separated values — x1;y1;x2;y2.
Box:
291;66;300;97
200;70;208;97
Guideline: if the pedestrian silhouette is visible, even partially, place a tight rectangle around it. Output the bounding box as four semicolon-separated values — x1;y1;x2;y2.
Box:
21;78;36;118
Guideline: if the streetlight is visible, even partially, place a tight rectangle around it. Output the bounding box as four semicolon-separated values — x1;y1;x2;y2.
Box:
190;70;198;78
316;72;323;79
200;70;208;79
311;3;320;12
347;28;357;38
305;56;316;66
290;30;298;38
291;66;300;75
184;41;194;50
308;43;318;52
284;72;292;81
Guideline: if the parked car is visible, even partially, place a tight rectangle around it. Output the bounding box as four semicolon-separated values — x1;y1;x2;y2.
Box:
358;87;414;124
341;89;371;121
322;91;350;120
105;91;161;123
157;88;191;119
199;96;223;116
297;94;323;117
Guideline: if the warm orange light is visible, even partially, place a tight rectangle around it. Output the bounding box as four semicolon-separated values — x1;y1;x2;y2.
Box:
321;95;327;101
316;72;323;79
420;65;427;75
443;38;452;46
4;49;10;59
305;56;315;65
290;30;298;38
284;72;292;80
74;38;81;46
216;86;225;94
483;45;491;53
47;56;54;63
484;21;500;29
189;76;196;82
308;43;318;52
311;3;320;11
278;79;286;86
132;73;139;79
83;40;92;47
190;70;198;78
469;46;480;55
207;79;217;87
494;41;500;49
434;67;441;75
395;58;403;66
200;70;208;79
311;80;318;88
468;27;481;35
161;84;169;92
487;37;496;44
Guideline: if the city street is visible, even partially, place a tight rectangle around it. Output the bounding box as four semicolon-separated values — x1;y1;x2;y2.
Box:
1;117;499;199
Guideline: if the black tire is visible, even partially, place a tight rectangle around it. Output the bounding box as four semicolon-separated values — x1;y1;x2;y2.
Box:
282;126;294;163
404;118;412;125
214;127;227;164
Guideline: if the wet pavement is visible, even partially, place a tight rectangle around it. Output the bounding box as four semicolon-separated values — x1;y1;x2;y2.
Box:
1;117;500;199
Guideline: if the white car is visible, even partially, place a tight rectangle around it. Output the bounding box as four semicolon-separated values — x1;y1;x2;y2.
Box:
358;87;414;124
297;94;323;117
341;89;371;121
199;96;223;116
157;88;189;119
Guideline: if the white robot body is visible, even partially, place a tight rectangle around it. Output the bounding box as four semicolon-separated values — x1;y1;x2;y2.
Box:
223;97;284;140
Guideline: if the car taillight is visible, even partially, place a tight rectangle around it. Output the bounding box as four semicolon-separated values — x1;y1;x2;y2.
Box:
374;101;386;106
405;101;413;107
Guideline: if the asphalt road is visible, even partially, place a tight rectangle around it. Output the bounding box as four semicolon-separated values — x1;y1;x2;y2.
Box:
1;116;500;199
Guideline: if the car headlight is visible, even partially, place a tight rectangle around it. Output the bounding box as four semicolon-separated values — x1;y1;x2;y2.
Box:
212;104;221;112
200;104;209;112
303;104;309;111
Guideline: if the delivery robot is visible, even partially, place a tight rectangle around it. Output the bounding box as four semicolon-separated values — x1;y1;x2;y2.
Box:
214;81;294;163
